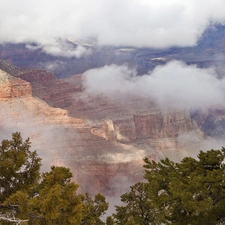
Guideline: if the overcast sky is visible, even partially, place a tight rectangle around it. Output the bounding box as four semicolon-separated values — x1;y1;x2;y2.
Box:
0;0;225;49
1;0;225;111
1;0;225;110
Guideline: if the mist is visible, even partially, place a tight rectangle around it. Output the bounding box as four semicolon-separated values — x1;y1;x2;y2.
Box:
0;98;81;172
0;0;225;54
177;131;225;160
83;61;225;111
154;130;225;167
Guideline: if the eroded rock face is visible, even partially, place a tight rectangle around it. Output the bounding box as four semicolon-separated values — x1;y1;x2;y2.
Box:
89;109;198;149
0;96;154;196
91;120;117;141
0;69;32;99
0;60;205;197
0;60;81;107
191;110;225;138
0;59;204;153
135;110;196;139
0;67;157;196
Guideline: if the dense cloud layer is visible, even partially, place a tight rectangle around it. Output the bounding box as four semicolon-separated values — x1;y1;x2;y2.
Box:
83;61;225;111
0;0;225;50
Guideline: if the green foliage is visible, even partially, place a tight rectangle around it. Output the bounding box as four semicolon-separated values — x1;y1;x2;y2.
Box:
29;166;83;225
124;216;139;225
165;149;225;225
113;148;225;225
3;190;30;220
3;132;225;225
114;182;158;225
2;165;109;225
0;132;41;202
106;216;115;225
0;133;109;225
81;192;108;225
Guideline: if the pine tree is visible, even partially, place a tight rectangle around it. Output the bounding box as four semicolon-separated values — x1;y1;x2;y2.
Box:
80;192;108;225
0;133;108;225
29;166;83;225
113;148;225;225
0;132;41;202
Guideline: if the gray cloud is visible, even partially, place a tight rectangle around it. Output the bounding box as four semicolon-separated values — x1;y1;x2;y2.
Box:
83;61;225;111
0;0;225;50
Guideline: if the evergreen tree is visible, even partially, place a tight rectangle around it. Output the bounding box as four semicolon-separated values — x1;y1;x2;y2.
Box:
0;133;109;225
29;166;83;225
4;132;225;224
81;192;108;225
106;216;115;225
0;132;41;202
113;148;225;225
114;182;159;225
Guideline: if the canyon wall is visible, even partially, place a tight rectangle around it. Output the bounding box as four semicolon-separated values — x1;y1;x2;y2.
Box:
0;67;157;196
0;60;209;197
0;69;32;99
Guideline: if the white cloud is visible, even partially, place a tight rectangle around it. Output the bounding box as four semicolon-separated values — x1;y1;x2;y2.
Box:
26;41;92;58
83;61;225;111
0;0;225;49
41;43;92;58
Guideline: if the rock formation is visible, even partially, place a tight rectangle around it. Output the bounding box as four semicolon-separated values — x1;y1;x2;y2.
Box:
0;60;208;197
0;69;32;99
0;66;157;196
191;109;225;138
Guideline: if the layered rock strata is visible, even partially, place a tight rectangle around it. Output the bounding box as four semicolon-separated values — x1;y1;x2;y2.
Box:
0;69;32;99
0;60;207;196
0;69;158;196
0;60;80;108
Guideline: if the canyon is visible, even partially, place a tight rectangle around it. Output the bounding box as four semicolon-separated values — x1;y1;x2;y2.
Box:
0;25;224;198
0;59;208;198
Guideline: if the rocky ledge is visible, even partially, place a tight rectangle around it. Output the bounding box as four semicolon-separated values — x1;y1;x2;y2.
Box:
0;69;32;99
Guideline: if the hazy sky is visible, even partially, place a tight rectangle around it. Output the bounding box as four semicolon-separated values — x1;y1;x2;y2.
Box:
0;0;225;49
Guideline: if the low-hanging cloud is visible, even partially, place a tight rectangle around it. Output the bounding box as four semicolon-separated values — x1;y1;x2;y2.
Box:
26;43;92;58
83;61;225;111
0;0;225;50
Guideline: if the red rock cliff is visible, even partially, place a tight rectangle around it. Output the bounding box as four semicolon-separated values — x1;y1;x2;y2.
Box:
0;60;205;197
0;69;32;99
